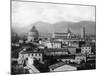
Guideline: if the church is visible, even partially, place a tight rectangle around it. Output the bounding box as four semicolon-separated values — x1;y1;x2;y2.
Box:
27;26;39;42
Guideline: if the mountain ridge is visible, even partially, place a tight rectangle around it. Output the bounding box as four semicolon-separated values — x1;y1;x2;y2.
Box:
12;21;96;37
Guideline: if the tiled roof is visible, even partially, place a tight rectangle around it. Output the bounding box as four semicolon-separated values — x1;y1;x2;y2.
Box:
21;49;43;54
43;48;68;52
75;53;86;56
81;44;91;47
49;62;66;69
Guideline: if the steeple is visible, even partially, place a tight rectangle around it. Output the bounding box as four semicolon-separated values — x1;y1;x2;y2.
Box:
81;26;85;39
66;27;71;33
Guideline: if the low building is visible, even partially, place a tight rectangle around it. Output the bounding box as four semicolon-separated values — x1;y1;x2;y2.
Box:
49;62;77;72
75;54;86;64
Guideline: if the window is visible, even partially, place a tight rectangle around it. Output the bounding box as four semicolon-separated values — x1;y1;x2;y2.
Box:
32;54;33;56
35;53;37;56
39;53;40;56
38;58;40;61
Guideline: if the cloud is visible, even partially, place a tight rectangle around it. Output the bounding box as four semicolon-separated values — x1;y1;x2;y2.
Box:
12;1;95;27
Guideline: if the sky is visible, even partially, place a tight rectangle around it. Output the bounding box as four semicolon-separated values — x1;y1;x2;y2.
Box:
12;0;95;28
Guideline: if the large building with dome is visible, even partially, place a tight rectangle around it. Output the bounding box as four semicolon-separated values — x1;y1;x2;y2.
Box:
27;26;39;42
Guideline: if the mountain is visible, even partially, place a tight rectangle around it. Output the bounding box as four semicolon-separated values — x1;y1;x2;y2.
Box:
53;21;96;35
12;21;96;37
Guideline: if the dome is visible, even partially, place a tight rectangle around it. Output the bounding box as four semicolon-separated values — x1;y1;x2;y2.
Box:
30;26;38;32
28;26;39;38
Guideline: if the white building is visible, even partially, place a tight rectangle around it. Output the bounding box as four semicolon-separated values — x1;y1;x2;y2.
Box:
18;48;43;65
26;57;34;65
51;41;61;48
81;44;91;54
40;40;61;49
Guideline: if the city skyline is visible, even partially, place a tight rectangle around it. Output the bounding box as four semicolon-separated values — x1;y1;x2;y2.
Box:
12;0;96;36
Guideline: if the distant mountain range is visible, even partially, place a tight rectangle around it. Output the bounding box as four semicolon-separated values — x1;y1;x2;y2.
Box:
12;21;96;37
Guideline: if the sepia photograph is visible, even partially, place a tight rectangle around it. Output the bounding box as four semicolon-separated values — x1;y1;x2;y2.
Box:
11;0;96;74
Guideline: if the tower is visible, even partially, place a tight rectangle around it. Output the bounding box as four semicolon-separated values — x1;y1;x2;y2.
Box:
81;27;85;39
66;28;72;39
67;28;71;33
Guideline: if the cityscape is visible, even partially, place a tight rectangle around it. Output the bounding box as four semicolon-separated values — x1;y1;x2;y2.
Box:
11;0;96;75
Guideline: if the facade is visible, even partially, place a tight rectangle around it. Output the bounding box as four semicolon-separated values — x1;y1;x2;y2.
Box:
44;48;68;56
52;28;77;40
75;54;86;64
51;41;61;48
18;48;43;65
81;44;92;54
27;26;39;42
45;41;52;48
39;40;61;48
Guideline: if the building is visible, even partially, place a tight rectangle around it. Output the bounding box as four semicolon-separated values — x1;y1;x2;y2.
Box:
52;28;77;40
18;48;43;65
81;44;92;54
45;41;52;48
39;40;62;49
50;41;61;48
81;27;85;39
43;48;69;56
75;54;86;64
38;44;46;49
86;54;96;64
49;62;77;72
71;42;79;48
27;26;39;42
19;39;24;44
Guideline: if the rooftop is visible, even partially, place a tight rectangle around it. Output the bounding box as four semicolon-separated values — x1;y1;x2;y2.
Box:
21;49;43;54
49;62;66;69
81;44;91;47
43;48;68;52
49;62;77;70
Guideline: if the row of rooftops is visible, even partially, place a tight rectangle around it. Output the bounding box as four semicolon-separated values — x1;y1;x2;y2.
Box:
21;48;69;54
20;46;90;55
19;40;92;54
